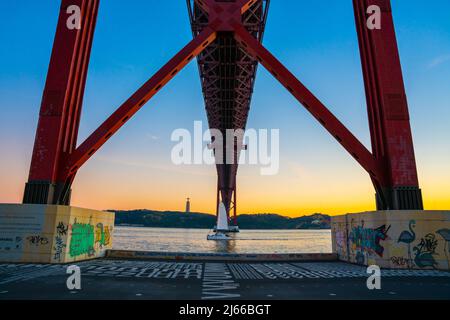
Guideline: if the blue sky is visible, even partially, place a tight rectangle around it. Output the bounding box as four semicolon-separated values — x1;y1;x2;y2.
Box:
0;1;449;214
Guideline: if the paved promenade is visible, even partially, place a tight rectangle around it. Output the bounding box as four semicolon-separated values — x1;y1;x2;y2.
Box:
1;260;450;300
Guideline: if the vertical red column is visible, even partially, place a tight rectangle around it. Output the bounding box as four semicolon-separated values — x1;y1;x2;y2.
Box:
23;0;99;205
354;0;423;209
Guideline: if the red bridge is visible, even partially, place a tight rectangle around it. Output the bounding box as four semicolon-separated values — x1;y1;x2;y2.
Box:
23;0;424;225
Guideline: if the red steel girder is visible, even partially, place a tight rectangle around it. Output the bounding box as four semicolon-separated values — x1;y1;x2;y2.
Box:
24;0;99;204
189;0;268;217
28;0;99;182
353;0;422;209
216;179;237;224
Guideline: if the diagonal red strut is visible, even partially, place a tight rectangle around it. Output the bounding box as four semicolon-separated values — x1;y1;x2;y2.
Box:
232;23;386;185
62;27;217;177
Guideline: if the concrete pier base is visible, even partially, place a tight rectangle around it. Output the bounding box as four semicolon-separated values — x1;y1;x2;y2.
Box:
0;204;115;264
331;210;450;271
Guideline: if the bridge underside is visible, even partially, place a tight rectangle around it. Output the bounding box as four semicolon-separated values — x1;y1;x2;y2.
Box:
22;0;423;216
188;0;270;221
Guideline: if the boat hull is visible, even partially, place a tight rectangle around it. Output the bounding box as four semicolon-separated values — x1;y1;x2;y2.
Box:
207;233;231;241
213;225;240;233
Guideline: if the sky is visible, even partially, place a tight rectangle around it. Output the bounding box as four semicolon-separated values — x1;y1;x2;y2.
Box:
0;1;449;217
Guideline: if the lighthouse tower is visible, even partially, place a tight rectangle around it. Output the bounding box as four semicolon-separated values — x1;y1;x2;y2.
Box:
185;198;191;213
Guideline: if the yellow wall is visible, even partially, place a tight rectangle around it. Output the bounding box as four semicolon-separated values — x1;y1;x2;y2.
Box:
332;211;450;271
0;204;115;264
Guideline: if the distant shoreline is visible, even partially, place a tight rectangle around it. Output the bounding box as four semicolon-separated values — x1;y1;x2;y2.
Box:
111;210;331;230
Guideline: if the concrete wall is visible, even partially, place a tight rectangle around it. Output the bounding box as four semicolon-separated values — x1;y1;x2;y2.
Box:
0;204;115;263
331;211;450;271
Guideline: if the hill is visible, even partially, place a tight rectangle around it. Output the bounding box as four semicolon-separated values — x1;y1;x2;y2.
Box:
111;210;330;230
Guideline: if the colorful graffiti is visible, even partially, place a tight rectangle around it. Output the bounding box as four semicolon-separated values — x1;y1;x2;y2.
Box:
349;220;390;259
413;233;439;269
333;227;346;255
0;205;114;264
333;213;450;271
69;219;95;258
397;222;440;269
397;220;416;268
95;223;112;248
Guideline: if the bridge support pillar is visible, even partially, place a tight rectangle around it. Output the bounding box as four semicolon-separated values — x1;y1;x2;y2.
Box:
354;0;423;210
216;179;238;226
0;204;114;264
23;0;99;205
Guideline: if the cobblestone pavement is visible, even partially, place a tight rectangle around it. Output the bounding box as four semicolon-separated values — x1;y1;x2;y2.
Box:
1;260;449;300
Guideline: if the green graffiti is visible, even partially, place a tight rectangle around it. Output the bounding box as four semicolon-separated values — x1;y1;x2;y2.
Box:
69;220;95;257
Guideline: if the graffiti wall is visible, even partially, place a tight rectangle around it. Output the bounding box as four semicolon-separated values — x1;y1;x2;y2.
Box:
331;211;450;271
0;204;115;264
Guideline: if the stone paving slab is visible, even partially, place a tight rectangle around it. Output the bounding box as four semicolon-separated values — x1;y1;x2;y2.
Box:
0;260;449;300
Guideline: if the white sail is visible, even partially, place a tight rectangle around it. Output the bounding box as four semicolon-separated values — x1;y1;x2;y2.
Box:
216;202;229;232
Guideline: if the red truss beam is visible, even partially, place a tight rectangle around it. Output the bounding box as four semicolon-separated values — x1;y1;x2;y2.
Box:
198;0;422;210
188;0;269;219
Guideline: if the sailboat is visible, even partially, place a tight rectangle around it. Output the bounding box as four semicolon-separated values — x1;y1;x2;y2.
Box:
207;202;231;240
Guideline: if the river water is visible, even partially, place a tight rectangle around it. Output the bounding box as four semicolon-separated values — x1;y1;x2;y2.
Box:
113;227;332;254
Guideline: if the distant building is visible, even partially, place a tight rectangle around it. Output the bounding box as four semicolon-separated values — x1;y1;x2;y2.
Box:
185;198;191;213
